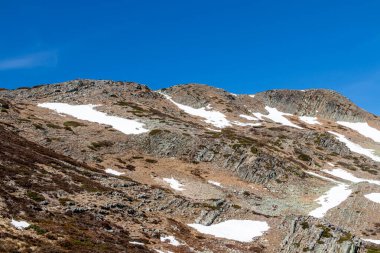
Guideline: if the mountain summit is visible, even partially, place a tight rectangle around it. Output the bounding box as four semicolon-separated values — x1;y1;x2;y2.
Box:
0;79;379;252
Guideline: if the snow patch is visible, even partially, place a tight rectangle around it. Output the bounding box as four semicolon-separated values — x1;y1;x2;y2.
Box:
160;235;181;246
206;128;221;132
163;177;184;191
337;121;380;143
188;220;269;242
38;103;148;135
249;95;255;98
253;107;302;129
365;193;380;204
323;168;380;186
309;183;351;218
155;250;174;253
11;219;30;230
129;241;145;245
208;180;223;187
160;93;231;128
299;116;321;125
239;114;258;121
363;239;380;244
304;171;340;184
105;168;124;176
232;121;261;127
328;131;380;162
306;171;352;218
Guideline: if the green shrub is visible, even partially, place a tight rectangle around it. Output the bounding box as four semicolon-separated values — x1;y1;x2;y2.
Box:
337;232;352;243
29;224;47;235
64;126;74;132
367;248;380;253
149;129;163;135
59;198;73;206
298;153;312;162
0;102;9;109
89;141;113;150
125;165;136;171
317;225;333;238
251;146;258;154
33;123;45;130
46;123;62;129
115;101;145;112
27;191;45;202
64;121;86;127
301;221;309;229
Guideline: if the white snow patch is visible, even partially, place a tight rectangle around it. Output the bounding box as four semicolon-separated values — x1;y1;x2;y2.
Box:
188;220;269;242
363;239;380;244
163;177;184;191
253;107;302;129
129;241;145;245
309;183;352;218
38;103;148;135
105;168;124;176
160;235;181;246
327;162;335;167
299;116;321;125
252;112;265;120
160;93;231;128
206;128;221;132
323;168;380;186
328;131;380;162
239;114;258;121
249;95;255;98
337;121;380;143
11;219;30;230
306;170;353;218
208;180;223;187
365;193;380;204
304;171;340;184
232;121;261;127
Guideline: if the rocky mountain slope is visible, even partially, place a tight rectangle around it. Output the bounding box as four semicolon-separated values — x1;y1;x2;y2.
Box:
0;79;379;253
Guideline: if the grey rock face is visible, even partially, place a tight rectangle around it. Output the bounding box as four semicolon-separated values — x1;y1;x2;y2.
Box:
255;89;373;122
305;132;350;156
130;130;293;184
280;216;366;253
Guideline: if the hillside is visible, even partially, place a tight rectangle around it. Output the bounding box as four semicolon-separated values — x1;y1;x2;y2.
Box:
0;79;379;253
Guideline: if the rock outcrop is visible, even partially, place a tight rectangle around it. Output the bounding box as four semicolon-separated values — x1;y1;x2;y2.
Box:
255;89;374;122
280;216;366;253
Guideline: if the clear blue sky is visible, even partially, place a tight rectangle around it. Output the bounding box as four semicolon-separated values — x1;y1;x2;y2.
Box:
1;1;379;114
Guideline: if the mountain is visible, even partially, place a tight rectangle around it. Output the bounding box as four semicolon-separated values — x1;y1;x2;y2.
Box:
0;79;380;253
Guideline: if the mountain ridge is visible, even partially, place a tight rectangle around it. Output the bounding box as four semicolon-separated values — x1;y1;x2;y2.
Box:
0;79;380;252
2;79;377;120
